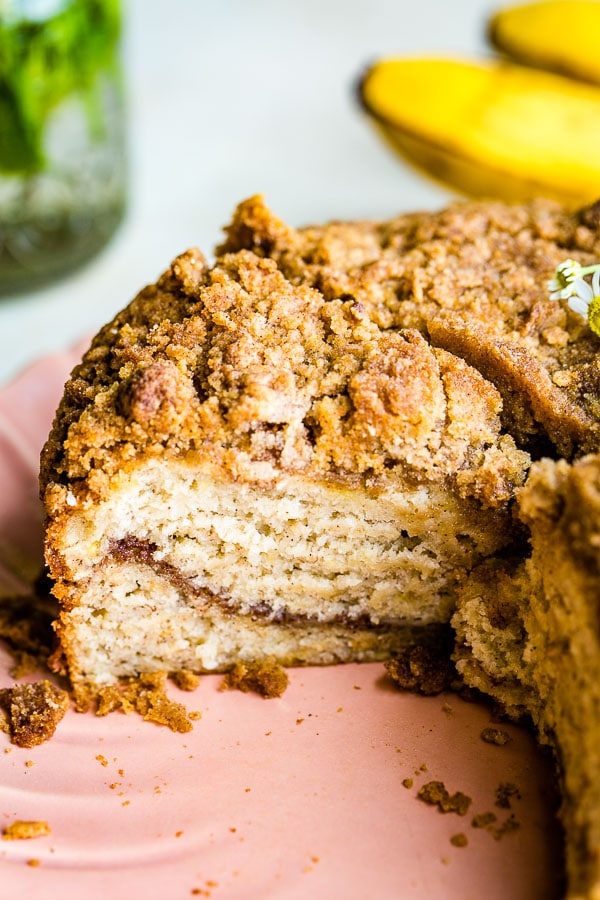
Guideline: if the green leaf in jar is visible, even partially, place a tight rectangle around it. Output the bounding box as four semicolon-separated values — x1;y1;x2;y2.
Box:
0;0;121;176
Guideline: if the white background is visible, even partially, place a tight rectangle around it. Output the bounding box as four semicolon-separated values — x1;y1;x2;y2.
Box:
0;0;499;384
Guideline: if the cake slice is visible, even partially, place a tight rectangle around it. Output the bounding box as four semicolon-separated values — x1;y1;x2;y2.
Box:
40;221;528;702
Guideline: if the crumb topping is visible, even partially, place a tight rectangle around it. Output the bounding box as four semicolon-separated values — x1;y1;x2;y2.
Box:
219;195;600;457
40;196;547;516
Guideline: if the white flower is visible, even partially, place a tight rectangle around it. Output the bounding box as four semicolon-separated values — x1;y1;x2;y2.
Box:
547;259;583;299
567;269;600;320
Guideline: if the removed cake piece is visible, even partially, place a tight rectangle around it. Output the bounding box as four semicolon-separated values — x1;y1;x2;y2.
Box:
453;454;600;900
40;203;529;701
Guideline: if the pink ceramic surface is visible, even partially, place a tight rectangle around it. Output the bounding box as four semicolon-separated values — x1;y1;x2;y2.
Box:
0;347;563;900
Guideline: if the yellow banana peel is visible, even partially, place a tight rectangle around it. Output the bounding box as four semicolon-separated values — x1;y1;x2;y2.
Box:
490;0;600;86
359;57;600;206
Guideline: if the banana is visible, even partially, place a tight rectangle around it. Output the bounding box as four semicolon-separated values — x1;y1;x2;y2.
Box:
358;57;600;206
489;0;600;86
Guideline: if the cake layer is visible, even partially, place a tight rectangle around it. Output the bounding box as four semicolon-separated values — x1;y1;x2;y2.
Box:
48;457;517;688
51;460;512;619
56;558;451;688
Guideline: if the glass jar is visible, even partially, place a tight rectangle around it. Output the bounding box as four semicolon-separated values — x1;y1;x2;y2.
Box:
0;0;126;295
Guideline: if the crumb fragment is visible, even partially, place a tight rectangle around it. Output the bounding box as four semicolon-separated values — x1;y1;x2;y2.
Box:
385;637;455;695
402;778;414;789
95;685;123;716
471;809;520;840
171;670;201;692
2;820;51;840
0;585;56;678
472;812;498;829
417;781;472;816
0;681;69;747
480;727;511;746
492;814;520;840
495;782;521;808
220;657;288;698
27;858;40;867
10;651;43;679
450;833;468;847
95;673;194;733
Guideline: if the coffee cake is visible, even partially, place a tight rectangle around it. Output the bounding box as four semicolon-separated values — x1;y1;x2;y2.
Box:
40;194;600;898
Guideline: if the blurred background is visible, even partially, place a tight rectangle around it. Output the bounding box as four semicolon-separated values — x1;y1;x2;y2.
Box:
0;0;500;384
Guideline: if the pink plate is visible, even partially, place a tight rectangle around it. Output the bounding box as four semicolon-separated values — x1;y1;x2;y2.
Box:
0;345;563;899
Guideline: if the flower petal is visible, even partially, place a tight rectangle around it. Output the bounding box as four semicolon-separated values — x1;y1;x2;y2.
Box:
568;295;590;317
570;278;593;302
